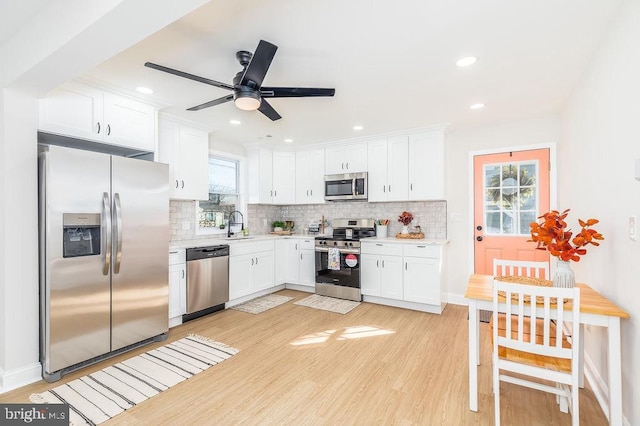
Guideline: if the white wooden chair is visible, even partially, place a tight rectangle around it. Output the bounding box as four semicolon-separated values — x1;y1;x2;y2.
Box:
493;259;550;279
492;280;581;426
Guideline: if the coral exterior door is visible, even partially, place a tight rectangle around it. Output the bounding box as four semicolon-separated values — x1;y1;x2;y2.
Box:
474;148;550;274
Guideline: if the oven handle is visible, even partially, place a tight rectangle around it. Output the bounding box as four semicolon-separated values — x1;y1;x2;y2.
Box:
314;247;360;255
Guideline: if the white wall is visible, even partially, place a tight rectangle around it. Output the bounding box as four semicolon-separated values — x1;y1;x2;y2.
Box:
0;0;210;393
560;0;640;422
444;116;560;302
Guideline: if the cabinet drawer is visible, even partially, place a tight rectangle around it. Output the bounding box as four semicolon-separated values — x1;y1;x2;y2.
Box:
298;238;315;250
230;240;275;256
361;242;403;256
403;244;441;258
169;248;186;265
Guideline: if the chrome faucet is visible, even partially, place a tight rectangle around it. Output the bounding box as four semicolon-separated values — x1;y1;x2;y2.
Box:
227;211;244;237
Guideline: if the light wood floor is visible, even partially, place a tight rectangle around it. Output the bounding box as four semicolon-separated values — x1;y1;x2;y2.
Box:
1;289;608;425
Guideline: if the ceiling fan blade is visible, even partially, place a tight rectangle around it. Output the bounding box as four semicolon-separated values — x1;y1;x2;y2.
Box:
145;62;234;91
260;87;336;98
240;40;277;89
187;94;234;111
257;99;282;121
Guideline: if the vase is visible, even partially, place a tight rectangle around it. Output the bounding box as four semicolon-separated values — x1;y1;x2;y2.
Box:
553;260;575;288
401;225;409;234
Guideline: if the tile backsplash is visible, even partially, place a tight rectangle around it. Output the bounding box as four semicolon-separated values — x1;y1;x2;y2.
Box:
170;200;447;241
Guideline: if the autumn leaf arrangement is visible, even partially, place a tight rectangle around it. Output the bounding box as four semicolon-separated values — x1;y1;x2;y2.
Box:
529;209;604;262
398;211;414;226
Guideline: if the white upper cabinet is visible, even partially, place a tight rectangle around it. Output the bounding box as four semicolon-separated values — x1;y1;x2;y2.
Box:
324;143;367;174
158;118;209;200
408;130;445;200
248;147;274;204
38;81;156;152
367;137;409;202
272;151;296;204
248;147;295;205
295;149;325;204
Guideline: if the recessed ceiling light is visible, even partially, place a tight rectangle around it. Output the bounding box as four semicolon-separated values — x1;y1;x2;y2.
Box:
456;57;477;67
135;86;153;94
470;103;485;110
353;125;364;131
229;119;241;125
284;138;293;143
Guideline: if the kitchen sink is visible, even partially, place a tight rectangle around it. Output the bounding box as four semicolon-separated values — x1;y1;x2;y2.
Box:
226;236;253;240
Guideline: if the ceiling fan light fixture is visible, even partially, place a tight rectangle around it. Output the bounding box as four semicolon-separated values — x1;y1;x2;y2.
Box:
234;90;261;111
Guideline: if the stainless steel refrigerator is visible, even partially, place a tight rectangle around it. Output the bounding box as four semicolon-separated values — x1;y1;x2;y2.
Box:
38;145;169;382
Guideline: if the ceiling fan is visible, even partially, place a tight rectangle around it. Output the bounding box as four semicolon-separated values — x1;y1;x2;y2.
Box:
144;40;335;121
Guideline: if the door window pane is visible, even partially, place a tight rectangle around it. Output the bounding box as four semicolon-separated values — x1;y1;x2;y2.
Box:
483;160;539;236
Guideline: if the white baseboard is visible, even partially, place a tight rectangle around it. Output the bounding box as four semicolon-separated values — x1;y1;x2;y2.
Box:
0;362;42;394
284;283;314;293
225;284;287;308
447;292;468;306
582;352;630;425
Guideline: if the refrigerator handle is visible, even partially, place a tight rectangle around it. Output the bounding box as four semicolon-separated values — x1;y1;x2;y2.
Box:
113;192;123;274
102;192;112;275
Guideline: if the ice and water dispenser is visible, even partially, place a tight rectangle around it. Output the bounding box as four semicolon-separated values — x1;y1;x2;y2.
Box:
62;213;101;258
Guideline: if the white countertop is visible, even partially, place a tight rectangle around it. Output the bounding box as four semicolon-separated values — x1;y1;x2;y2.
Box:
169;233;322;250
360;236;450;245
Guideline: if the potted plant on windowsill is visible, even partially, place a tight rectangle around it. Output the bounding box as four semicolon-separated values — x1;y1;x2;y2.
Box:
529;209;604;287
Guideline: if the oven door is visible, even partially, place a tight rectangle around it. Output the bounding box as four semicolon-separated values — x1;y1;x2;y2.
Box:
315;249;361;288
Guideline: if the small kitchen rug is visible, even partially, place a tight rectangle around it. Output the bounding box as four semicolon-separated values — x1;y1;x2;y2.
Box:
29;334;238;426
294;294;360;314
231;294;294;314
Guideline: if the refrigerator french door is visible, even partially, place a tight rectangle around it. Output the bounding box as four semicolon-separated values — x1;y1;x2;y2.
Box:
39;145;169;381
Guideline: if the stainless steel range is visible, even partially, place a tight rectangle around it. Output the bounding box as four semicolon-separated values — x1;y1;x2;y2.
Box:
314;218;376;301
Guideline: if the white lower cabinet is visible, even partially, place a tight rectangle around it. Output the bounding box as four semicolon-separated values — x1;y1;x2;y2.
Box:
168;249;186;327
276;238;316;290
404;256;440;305
361;241;446;313
361;243;404;300
229;241;275;300
298;239;316;288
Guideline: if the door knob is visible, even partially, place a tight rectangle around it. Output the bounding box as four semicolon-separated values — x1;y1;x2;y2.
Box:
476;236;483;241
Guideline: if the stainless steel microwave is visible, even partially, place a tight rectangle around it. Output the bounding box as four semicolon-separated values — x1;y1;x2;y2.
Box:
324;172;367;201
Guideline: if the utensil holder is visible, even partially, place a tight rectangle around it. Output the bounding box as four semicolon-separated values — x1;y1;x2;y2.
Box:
377;225;388;238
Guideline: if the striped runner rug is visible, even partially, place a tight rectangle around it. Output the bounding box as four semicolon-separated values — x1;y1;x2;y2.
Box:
29;334;238;426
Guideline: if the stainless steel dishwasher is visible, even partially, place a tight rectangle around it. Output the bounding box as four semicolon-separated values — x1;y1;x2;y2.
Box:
183;245;229;322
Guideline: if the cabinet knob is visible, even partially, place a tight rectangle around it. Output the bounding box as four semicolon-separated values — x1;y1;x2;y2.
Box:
175;180;179;189
181;270;185;279
405;262;408;270
181;180;184;189
376;260;379;267
310;189;313;196
410;183;413;191
346;162;349;169
106;124;111;136
96;122;101;134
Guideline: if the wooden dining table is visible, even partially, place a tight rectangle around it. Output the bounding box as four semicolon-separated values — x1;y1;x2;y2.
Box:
465;274;629;425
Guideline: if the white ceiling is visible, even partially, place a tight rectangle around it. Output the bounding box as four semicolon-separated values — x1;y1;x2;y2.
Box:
15;1;626;148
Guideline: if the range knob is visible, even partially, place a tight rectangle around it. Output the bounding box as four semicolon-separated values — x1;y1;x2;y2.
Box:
333;241;338;246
